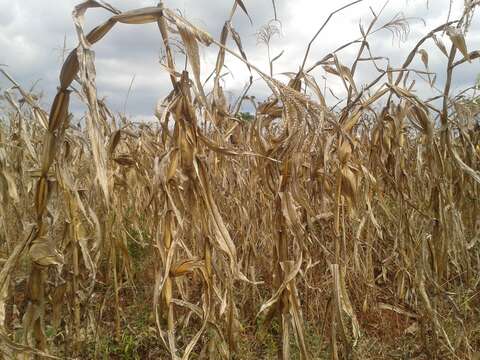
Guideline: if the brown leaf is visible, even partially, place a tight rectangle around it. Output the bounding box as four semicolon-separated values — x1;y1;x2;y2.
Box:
170;258;204;277
447;27;470;61
341;166;357;204
48;89;70;131
113;7;163;24
29;240;64;267
177;21;207;104
113;154;136;166
235;0;253;24
432;34;448;57
417;49;429;70
338;139;352;165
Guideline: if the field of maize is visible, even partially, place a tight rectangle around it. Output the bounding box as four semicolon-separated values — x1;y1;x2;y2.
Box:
1;0;480;358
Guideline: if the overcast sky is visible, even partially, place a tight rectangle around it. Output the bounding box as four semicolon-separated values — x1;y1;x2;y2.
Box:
1;0;479;119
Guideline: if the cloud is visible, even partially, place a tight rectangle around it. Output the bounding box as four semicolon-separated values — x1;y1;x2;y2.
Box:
1;0;479;118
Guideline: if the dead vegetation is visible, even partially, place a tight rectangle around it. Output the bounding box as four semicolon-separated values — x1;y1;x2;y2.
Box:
1;0;480;359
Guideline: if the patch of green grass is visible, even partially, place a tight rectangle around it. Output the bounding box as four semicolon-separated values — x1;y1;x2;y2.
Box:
81;327;166;360
236;317;327;359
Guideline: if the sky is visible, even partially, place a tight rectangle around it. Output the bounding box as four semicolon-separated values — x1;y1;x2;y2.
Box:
1;0;479;120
